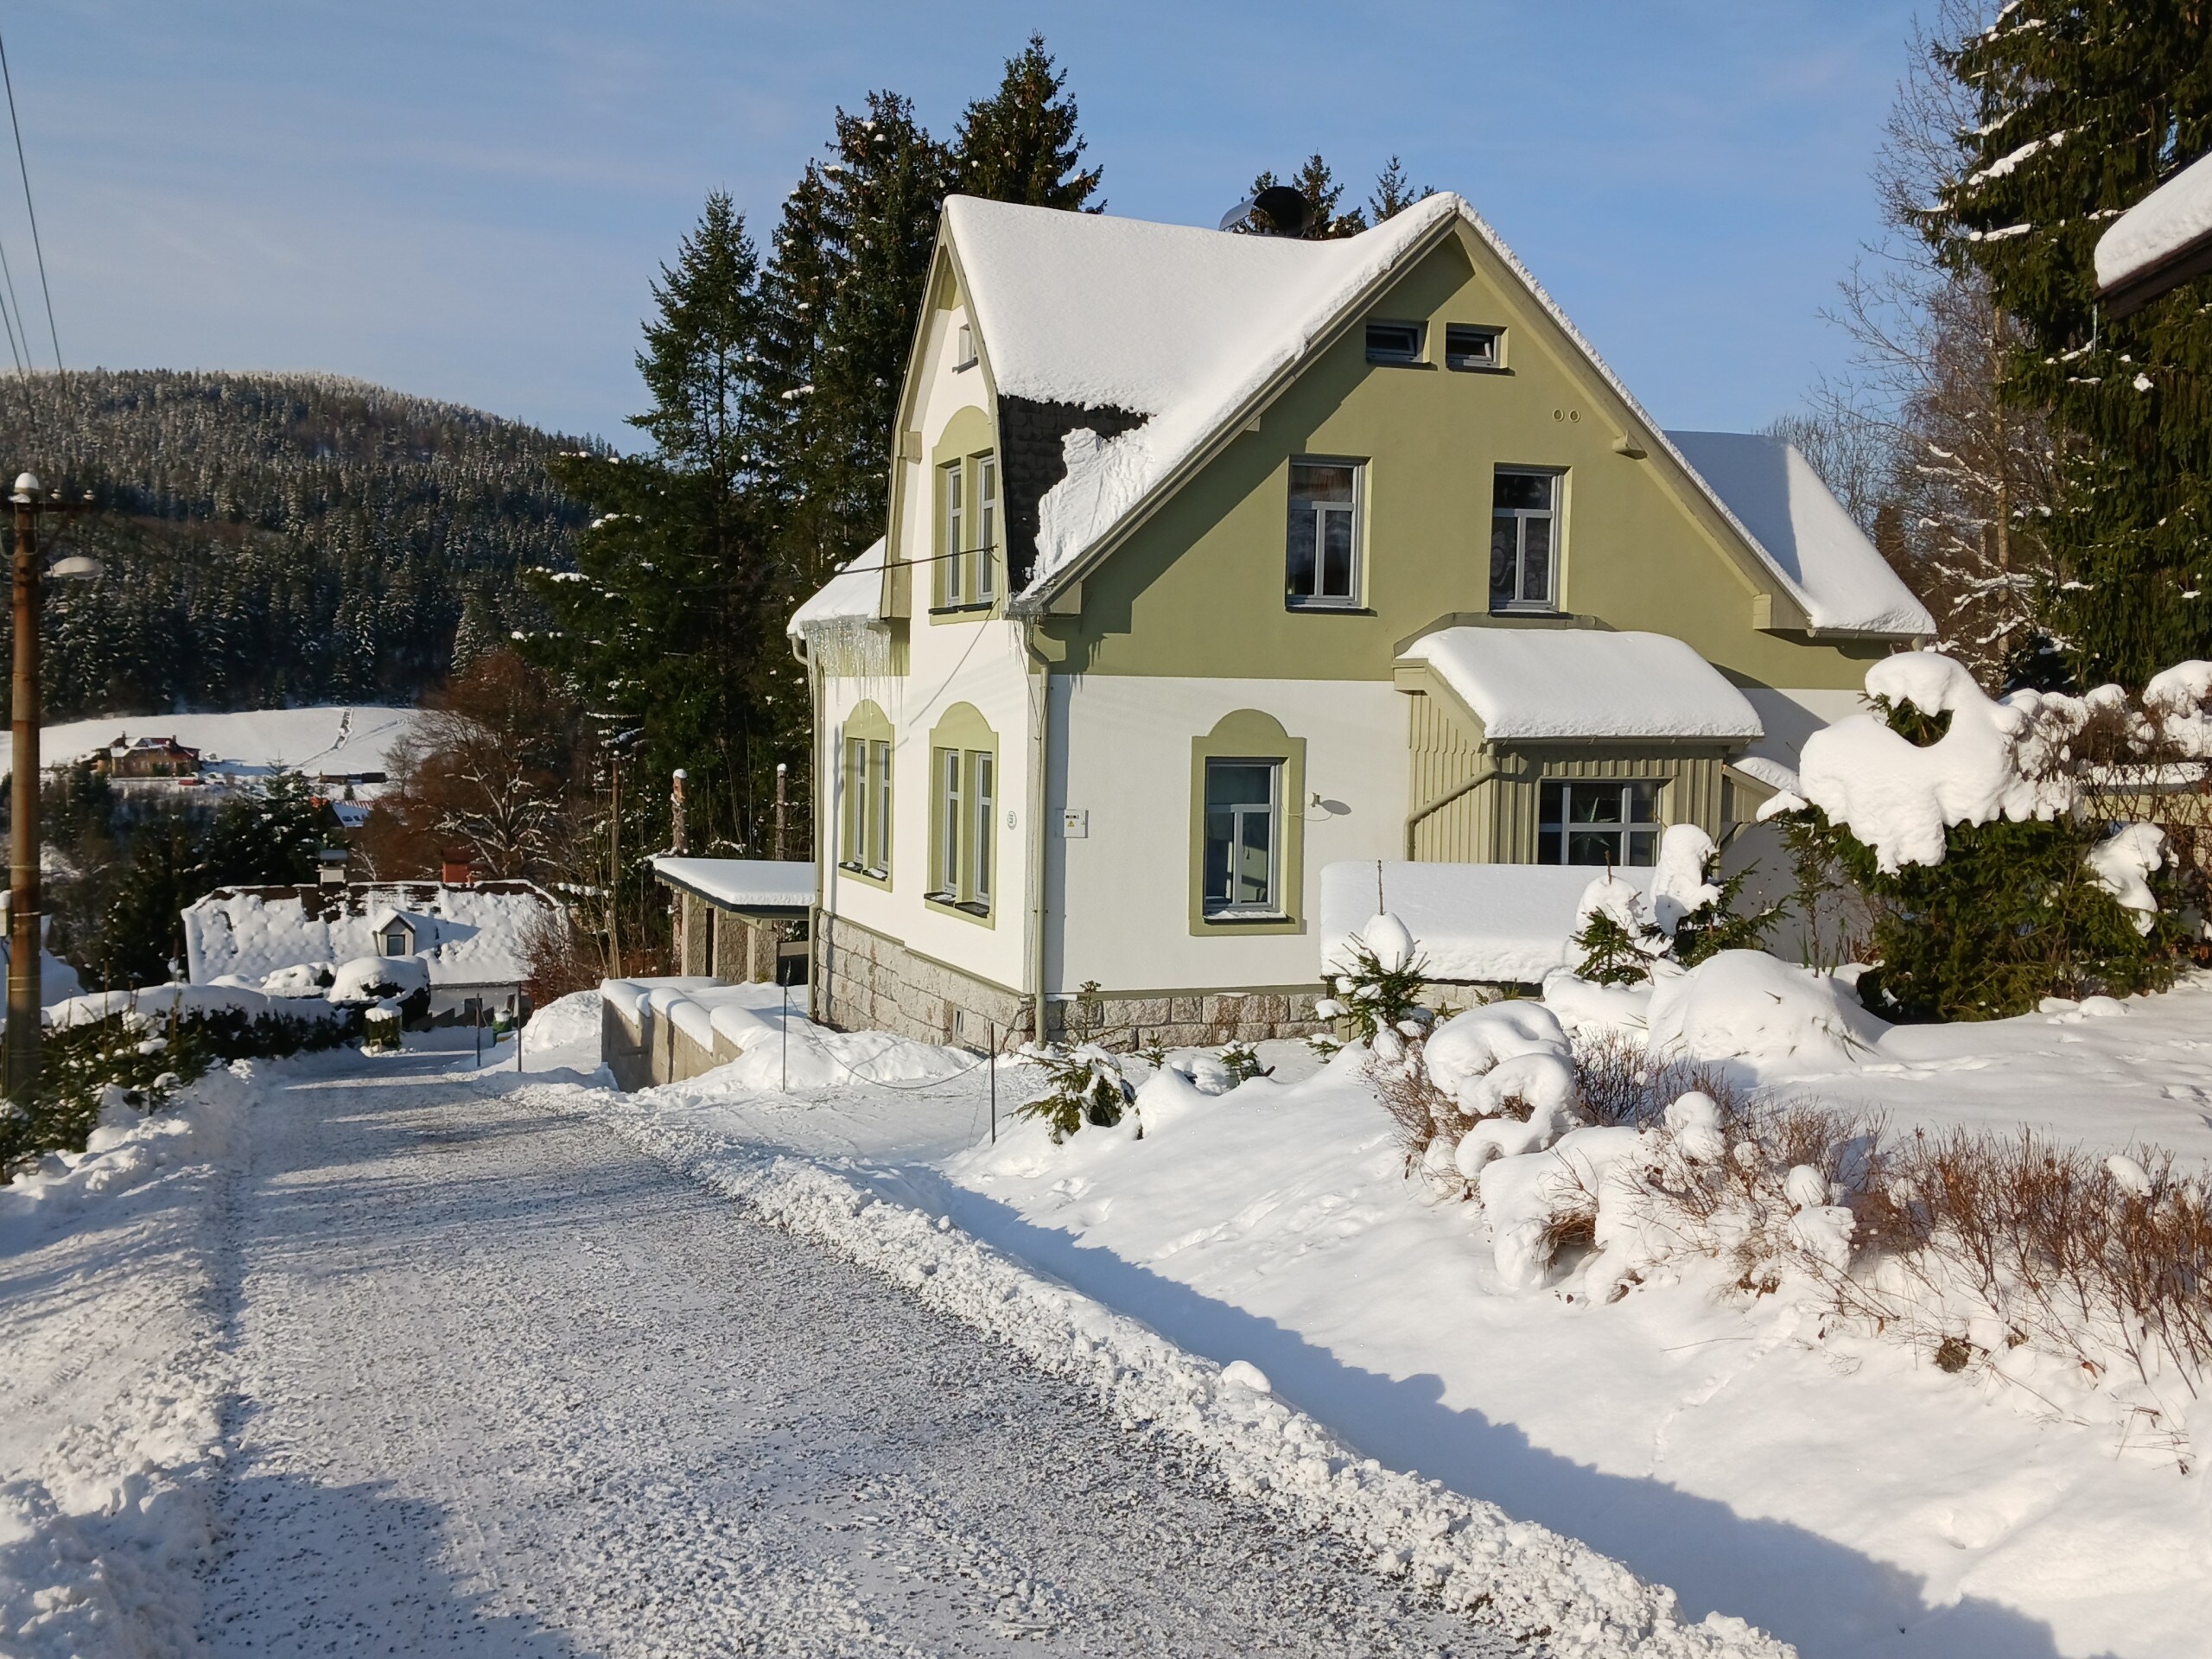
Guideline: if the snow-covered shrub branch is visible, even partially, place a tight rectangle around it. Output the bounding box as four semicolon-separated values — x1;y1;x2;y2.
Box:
1017;1044;1136;1143
1772;650;2199;1020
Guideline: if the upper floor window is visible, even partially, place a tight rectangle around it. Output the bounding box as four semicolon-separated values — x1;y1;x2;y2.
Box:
1286;459;1362;609
1540;779;1661;866
1491;468;1560;612
1364;320;1425;365
937;453;997;609
1445;324;1501;371
955;323;976;368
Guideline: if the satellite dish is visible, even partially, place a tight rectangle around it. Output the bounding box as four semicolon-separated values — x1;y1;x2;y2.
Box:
1218;187;1317;238
1251;186;1315;238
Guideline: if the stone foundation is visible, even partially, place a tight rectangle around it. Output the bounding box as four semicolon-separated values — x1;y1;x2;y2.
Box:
813;912;1328;1050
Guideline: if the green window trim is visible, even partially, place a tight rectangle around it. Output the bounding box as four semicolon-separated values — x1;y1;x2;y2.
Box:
925;702;998;928
1188;710;1306;937
931;406;1001;619
837;701;893;889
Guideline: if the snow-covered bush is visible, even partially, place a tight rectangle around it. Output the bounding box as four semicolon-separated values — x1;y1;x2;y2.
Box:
1318;912;1432;1051
1567;831;1778;985
1775;649;2188;1020
1017;1044;1137;1143
1375;1001;1585;1197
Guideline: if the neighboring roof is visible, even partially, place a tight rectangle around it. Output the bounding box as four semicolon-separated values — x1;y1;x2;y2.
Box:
789;537;887;638
1402;627;1764;742
933;194;1926;638
182;880;554;988
1663;432;1934;636
1319;860;1658;986
649;856;814;914
2095;149;2212;315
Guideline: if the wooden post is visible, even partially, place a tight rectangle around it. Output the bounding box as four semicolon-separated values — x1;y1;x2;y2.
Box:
607;748;621;979
4;480;38;1098
774;761;787;860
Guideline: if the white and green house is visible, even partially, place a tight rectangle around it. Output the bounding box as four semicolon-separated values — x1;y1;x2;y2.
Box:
788;192;1931;1048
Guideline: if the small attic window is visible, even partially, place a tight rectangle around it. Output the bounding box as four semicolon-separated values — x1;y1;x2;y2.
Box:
1364;321;1424;365
1445;324;1502;371
379;920;410;957
955;324;976;369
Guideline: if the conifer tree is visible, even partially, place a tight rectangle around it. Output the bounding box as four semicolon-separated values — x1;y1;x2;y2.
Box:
1927;0;2212;686
952;35;1103;210
1367;156;1431;223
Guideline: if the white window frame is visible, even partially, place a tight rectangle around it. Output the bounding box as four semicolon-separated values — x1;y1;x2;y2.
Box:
933;747;963;899
867;738;891;877
941;461;966;607
1286;457;1364;610
1201;757;1282;917
1491;467;1561;613
969;750;994;909
975;453;997;603
955;322;976;369
1538;779;1662;868
842;735;866;865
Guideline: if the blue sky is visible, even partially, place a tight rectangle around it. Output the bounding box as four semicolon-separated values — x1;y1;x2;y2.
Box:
10;2;1926;448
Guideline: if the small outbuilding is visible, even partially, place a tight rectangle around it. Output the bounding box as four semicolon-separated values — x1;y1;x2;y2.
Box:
649;856;812;985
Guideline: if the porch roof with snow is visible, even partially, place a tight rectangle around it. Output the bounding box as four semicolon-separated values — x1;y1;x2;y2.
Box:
649;856;814;918
1397;627;1764;744
873;193;1930;637
787;537;887;641
2095;149;2212;318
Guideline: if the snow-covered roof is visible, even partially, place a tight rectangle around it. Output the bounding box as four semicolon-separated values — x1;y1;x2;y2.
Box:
1664;432;1934;636
649;856;814;912
182;881;554;988
2095;149;2212;300
1401;627;1764;742
11;705;425;793
1320;861;1658;986
935;195;1926;638
789;537;887;637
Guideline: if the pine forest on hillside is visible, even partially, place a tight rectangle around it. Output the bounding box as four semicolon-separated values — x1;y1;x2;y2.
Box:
0;369;594;719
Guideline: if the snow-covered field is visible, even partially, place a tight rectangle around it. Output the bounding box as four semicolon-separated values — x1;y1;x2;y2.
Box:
14;706;426;790
575;980;2212;1659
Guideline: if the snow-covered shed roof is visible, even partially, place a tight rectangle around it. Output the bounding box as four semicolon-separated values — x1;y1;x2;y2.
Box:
1663;432;1933;636
923;194;1926;639
182;881;554;988
1319;860;1657;986
649;856;814;914
1400;627;1764;743
2095;149;2212;314
788;537;888;638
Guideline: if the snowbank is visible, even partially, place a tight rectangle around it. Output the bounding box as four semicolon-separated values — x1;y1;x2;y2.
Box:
1319;861;1658;985
1402;628;1764;741
523;989;602;1064
1644;950;1886;1077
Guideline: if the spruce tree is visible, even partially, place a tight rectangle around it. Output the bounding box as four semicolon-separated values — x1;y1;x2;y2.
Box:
1928;1;2212;686
1367;156;1432;223
952;35;1103;210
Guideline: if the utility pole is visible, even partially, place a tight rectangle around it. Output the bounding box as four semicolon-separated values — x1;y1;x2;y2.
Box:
4;473;96;1102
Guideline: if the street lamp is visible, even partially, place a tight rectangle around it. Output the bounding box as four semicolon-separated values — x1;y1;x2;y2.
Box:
4;472;99;1100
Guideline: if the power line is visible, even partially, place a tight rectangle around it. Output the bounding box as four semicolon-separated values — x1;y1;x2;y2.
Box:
0;28;58;370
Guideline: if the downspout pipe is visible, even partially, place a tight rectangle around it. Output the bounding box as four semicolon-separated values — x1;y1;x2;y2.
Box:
1403;765;1499;860
1021;624;1053;1047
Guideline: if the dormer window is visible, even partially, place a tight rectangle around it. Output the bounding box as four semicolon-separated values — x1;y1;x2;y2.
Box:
380;921;410;957
1364;321;1424;365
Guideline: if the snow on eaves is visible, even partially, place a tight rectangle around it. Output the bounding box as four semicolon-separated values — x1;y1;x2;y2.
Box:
948;195;1928;638
1402;627;1764;743
788;536;887;637
1664;432;1934;637
648;855;813;911
2095;149;2212;294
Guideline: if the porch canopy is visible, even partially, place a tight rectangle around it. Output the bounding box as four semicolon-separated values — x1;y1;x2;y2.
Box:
1396;626;1764;743
648;856;814;921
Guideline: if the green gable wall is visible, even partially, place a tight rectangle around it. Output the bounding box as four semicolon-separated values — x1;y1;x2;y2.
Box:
1039;226;1891;696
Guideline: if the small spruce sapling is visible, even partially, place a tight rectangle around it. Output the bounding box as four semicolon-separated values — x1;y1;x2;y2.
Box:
1217;1043;1273;1084
1571;909;1665;986
1017;1044;1136;1143
1318;938;1432;1046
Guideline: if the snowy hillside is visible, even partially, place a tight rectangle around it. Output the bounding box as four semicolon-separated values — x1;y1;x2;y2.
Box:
9;706;427;793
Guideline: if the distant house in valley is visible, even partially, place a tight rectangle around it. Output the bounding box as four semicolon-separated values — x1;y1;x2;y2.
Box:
100;734;201;780
785;192;1932;1051
182;879;555;1022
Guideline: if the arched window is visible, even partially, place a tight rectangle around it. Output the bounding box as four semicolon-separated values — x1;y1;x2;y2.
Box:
925;702;997;925
1189;710;1306;936
839;701;894;883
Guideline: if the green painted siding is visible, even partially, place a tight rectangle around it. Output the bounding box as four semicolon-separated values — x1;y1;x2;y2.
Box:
1040;224;1892;700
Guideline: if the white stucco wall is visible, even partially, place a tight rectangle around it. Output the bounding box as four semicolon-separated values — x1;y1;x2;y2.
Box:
1047;674;1408;995
1741;684;1869;772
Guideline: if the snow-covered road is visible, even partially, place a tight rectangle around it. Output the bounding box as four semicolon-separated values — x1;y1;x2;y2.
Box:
206;1047;1509;1656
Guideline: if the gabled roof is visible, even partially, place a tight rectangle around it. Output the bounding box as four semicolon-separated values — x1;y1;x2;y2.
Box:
1665;432;1932;636
924;194;1927;639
